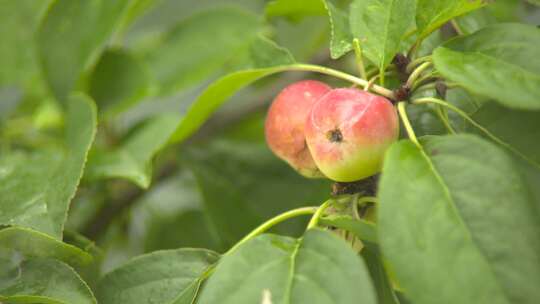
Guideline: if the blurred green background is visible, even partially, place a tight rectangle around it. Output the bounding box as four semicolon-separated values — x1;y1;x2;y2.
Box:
0;0;538;274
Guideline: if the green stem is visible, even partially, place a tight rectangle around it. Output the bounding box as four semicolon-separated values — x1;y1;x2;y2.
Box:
406;55;432;73
407;40;421;59
406;61;433;88
413;81;458;94
379;69;385;87
412;97;538;166
365;72;393;91
411;71;440;91
357;196;379;205
450;19;464;35
307;200;334;230
227;206;318;254
288;64;395;100
353;39;367;79
435;105;456;134
351;194;361;220
398;101;420;147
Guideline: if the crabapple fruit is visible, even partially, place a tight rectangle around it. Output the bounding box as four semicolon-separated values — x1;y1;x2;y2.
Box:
265;80;331;178
305;88;398;182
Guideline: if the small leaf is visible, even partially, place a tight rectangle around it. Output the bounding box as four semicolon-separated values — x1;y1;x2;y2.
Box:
319;214;377;243
37;0;132;102
415;0;485;39
0;227;93;268
89;49;152;116
433;23;540;110
324;0;353;59
0;93;97;238
86;114;179;188
349;0;416;72
198;230;377;304
378;135;540;304
142;7;262;95
96;249;219;304
0;258;96;304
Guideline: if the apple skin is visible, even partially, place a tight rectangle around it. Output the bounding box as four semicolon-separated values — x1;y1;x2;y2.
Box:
265;80;331;178
305;88;399;182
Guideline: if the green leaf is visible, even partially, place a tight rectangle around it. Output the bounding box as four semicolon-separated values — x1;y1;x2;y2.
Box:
433;23;540;110
0;227;93;268
86;114;179;188
96;249;219;304
324;0;353;59
463;101;540;207
361;247;400;304
468;102;540;167
378;135;540;304
454;8;497;35
128;171;223;253
0;258;96;304
415;0;485;39
158;23;295;144
264;0;350;59
349;0;416;72
186;140;331;247
198;229;377;304
37;0;131;102
89;49;152;116
0;0;50;94
265;0;326;19
0;93;97;238
319;214;377;243
142;7;262;95
168;66;289;144
243;36;296;68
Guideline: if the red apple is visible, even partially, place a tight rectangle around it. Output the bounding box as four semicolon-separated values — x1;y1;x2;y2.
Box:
265;80;331;178
305;88;399;182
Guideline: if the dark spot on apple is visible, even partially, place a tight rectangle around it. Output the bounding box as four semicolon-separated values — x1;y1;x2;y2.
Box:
431;149;439;156
327;128;343;143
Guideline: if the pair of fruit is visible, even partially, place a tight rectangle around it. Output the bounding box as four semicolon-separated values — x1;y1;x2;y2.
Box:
265;80;399;182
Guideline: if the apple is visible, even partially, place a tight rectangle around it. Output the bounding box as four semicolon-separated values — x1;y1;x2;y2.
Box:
305;88;399;182
265;80;331;178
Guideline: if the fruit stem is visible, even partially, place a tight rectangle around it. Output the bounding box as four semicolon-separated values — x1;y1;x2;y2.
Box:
411;71;440;91
450;19;464;35
307;199;334;230
413;81;458;93
397;101;420;147
412;97;539;168
406;61;433;88
288;64;396;100
406;55;432;73
358;196;379;205
353;39;368;79
435;105;456;134
227;206;318;254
